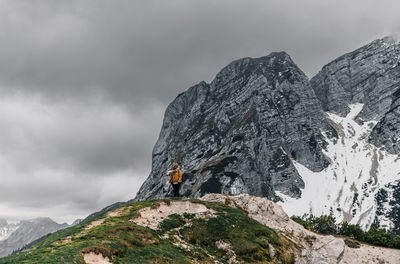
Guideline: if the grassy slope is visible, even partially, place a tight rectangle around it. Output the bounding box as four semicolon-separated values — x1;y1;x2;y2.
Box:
0;198;298;264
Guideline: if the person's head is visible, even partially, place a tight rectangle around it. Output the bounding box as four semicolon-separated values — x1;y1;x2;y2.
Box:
173;162;179;169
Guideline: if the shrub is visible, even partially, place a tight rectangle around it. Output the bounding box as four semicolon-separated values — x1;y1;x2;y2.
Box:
291;214;337;234
338;222;364;241
291;214;400;249
344;239;360;248
311;215;337;234
157;214;186;234
183;213;195;219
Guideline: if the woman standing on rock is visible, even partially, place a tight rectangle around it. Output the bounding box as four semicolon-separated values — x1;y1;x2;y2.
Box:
167;162;183;197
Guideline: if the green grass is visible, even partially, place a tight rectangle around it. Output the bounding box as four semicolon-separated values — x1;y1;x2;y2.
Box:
157;214;186;234
0;199;298;264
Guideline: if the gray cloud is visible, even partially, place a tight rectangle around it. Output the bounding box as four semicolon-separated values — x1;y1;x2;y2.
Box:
2;0;399;106
0;95;162;222
0;0;399;223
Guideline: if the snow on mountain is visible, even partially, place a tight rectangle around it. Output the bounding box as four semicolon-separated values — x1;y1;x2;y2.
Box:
0;217;70;257
0;227;18;241
278;104;400;230
0;220;18;241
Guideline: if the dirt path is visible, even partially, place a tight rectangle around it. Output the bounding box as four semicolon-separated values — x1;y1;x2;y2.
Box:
83;252;111;264
131;200;215;230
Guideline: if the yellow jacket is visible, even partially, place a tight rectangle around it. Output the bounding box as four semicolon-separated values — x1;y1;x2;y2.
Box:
169;169;182;183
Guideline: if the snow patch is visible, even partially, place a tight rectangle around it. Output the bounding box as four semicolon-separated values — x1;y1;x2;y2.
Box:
278;104;400;229
0;224;19;241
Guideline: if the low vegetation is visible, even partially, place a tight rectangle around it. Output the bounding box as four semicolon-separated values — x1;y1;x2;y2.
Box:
291;214;400;249
0;198;298;263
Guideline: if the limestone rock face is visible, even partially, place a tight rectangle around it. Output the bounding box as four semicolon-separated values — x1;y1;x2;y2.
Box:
311;36;400;123
135;52;335;201
370;89;400;154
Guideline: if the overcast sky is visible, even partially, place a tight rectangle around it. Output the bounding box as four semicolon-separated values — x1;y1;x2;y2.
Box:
0;0;399;224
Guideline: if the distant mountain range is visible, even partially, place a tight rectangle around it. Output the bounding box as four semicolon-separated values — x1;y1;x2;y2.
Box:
136;35;400;234
0;217;75;257
0;219;18;241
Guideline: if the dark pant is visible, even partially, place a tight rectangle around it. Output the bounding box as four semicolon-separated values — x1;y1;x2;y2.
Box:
172;183;181;197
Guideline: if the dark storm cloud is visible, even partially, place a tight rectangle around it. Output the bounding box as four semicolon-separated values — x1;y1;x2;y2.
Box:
1;0;399;106
0;0;399;223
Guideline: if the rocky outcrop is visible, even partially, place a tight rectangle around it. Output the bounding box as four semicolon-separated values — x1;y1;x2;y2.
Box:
373;180;400;234
311;36;400;123
370;88;400;154
202;193;400;264
136;52;336;201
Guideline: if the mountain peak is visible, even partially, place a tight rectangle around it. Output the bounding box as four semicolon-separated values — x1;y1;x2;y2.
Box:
22;217;54;224
136;50;335;202
210;51;306;92
311;35;400;120
381;34;400;44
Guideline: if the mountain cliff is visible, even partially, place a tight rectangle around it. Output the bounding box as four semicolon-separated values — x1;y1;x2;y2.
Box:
311;36;400;123
136;36;400;234
136;52;336;201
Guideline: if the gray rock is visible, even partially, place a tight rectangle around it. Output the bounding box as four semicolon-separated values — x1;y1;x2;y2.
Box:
370;89;400;154
311;36;400;123
135;52;336;201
